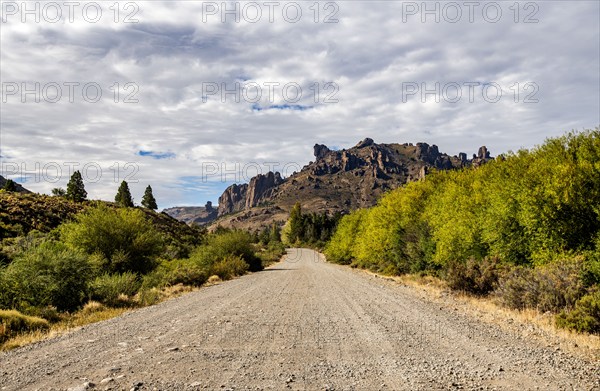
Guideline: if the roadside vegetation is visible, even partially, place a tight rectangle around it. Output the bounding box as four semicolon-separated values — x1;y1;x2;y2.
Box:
0;181;285;349
281;202;341;248
324;129;600;335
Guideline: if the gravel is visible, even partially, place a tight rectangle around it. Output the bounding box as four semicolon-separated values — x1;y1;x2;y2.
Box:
1;248;598;390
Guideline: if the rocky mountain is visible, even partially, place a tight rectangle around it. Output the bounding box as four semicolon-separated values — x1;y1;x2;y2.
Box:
163;202;217;226
207;138;493;230
0;175;30;193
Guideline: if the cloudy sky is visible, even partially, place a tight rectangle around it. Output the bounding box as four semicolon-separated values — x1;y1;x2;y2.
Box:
1;1;599;209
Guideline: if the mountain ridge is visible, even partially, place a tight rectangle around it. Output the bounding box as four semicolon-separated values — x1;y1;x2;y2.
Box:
165;138;493;229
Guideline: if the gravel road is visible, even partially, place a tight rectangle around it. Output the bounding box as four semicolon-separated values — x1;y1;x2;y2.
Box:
1;249;598;391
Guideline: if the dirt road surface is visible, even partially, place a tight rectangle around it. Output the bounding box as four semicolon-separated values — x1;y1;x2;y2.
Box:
1;249;598;390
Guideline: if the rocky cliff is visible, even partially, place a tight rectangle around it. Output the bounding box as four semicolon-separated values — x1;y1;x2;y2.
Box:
217;171;284;216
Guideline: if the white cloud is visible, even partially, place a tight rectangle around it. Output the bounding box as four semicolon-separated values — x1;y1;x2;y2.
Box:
1;1;598;209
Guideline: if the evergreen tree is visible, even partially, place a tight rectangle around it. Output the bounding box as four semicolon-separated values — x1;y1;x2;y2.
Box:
66;171;87;202
3;179;17;192
115;181;134;207
269;222;281;243
141;185;158;210
51;187;66;197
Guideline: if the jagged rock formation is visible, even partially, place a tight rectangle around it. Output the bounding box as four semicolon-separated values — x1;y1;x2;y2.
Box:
313;144;330;160
217;183;248;216
217;171;284;216
208;139;493;229
245;171;283;209
165;139;493;229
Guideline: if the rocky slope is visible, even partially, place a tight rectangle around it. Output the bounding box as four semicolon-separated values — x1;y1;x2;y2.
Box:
210;138;492;229
0;176;30;193
0;192;204;252
163;202;218;226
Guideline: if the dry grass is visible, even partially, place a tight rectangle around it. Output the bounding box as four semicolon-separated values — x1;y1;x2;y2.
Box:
0;284;199;352
1;306;127;351
360;269;600;361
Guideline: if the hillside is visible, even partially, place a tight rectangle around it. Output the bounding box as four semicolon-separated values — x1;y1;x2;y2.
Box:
0;192;204;254
0;176;30;193
210;138;492;230
163;202;217;226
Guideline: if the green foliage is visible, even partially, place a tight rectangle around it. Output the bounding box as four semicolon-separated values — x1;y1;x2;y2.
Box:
324;129;600;331
287;202;303;243
284;202;341;246
0;310;49;343
210;254;249;280
141;185;158;210
191;230;262;272
147;258;208;288
89;272;141;307
0;241;92;312
66;171;87;202
60;204;163;274
333;129;600;272
51;188;66;197
115;181;134;207
556;289;600;334
0;192;85;240
258;222;282;245
325;209;367;265
3;179;17;192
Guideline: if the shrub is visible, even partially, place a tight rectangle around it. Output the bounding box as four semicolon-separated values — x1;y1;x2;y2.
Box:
34;306;62;323
556;289;600;334
61;204;163;274
191;230;262;272
136;288;163;307
161;259;208;287
89;272;140;307
495;259;586;312
446;256;503;295
0;309;49;343
210;254;249;280
325;210;367;265
0;241;92;312
79;301;106;316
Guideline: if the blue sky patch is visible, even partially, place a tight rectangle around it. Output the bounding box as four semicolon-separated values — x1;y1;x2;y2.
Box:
138;150;176;160
252;104;313;112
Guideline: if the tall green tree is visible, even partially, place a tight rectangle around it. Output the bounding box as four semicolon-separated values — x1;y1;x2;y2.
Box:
115;181;134;207
288;202;303;243
3;179;17;192
141;185;158;210
66;171;87;202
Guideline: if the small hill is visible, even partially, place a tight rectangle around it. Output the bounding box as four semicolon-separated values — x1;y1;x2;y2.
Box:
0;192;204;251
0;176;30;193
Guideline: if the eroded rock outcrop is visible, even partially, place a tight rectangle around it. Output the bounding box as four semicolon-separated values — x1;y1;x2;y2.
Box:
245;172;283;209
218;172;284;216
313;144;331;160
218;183;248;216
